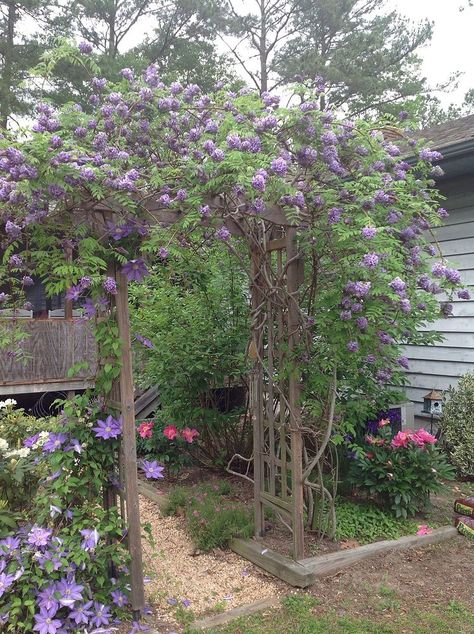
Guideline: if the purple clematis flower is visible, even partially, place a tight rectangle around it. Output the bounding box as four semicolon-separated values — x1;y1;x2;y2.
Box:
0;535;20;555
33;607;63;634
0;572;15;598
121;259;149;282
93;415;122;439
24;433;40;448
80;528;100;552
36;584;59;612
57;577;84;607
111;588;129;607
90;602;111;627
141;460;164;479
43;433;68;453
69;600;94;625
27;526;52;548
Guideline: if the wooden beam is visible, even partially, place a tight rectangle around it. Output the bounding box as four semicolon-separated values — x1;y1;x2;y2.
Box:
299;526;459;578
230;538;313;588
115;271;145;616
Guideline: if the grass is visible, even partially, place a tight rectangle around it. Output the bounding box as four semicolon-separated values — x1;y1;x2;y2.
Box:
186;593;474;634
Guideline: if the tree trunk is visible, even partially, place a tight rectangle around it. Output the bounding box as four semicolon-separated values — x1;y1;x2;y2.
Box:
259;0;268;93
1;1;16;129
108;1;117;57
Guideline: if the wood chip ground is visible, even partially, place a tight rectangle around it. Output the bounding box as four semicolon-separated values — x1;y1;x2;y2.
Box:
138;495;285;632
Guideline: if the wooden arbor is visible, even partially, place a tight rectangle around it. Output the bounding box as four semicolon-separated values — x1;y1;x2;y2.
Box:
246;221;306;560
87;200;308;619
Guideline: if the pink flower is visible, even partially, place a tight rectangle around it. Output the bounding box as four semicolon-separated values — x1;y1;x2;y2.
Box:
412;428;437;447
378;418;391;428
138;421;154;439
163;425;178;440
416;524;433;536
182;427;199;443
391;430;413;448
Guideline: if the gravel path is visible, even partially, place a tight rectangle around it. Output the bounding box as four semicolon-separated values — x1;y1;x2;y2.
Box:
138;495;285;632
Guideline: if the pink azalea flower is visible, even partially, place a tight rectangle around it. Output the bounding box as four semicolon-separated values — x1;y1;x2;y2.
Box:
416;524;433;536
391;430;413;448
163;425;178;440
378;418;391;428
182;427;199;443
138;421;154;439
412;428;437;447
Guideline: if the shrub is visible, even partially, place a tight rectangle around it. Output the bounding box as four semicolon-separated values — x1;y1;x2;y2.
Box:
164;482;253;551
0;400;55;511
347;420;454;517
130;245;253;470
440;373;474;479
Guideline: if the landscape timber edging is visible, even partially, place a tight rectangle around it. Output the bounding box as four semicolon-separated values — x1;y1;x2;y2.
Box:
189;596;283;631
230;525;459;587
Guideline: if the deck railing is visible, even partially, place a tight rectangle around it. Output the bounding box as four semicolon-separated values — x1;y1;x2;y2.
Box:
0;318;97;393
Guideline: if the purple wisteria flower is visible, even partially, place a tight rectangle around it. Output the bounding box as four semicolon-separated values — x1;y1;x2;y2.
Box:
216;226;230;241
121;67;134;81
141;460;165;479
445;268;461;284
33;607;63;634
43;433;68;453
397;356;410;369
328;207;342;224
389;277;406;294
420;148;443;162
158;246;169;259
458;289;471;300
270;156;288;176
361;253;379;268
347;341;359;352
103;276;117;294
80;528;100;552
121;259;149;282
362;226;377;239
27;526;52;548
93;415;122;439
356;316;368;330
111;589;129;607
78;41;93;54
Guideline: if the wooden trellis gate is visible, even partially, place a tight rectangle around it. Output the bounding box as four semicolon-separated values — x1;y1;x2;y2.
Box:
248;223;305;560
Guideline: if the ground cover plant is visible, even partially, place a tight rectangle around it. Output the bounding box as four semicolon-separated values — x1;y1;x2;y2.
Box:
164;482;253;551
0;36;471;632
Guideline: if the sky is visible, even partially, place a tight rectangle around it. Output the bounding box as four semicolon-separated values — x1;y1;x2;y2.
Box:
386;0;474;105
230;0;474;106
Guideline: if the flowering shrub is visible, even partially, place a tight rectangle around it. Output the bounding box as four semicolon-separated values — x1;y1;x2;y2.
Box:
347;421;454;517
0;400;55;512
440;372;474;479
0;394;163;632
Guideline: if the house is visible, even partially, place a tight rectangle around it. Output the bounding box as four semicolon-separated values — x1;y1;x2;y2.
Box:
404;114;474;418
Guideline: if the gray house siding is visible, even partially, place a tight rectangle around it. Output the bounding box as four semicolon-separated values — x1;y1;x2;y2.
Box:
404;176;474;416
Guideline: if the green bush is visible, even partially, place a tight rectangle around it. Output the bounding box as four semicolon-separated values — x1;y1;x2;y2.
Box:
165;482;253;551
130;244;252;470
440;373;474;479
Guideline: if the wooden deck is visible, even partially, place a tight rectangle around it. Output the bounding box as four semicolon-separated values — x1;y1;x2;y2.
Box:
0;319;97;395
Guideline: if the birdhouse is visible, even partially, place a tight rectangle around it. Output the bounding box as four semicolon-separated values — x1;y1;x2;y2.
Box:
422;390;443;417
